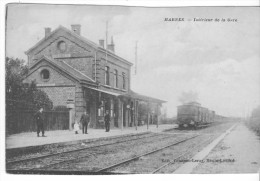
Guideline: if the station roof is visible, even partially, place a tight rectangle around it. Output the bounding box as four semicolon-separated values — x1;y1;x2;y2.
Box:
84;86;121;97
119;90;167;104
83;86;166;104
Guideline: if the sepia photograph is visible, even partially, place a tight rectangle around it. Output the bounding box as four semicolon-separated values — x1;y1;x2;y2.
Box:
2;2;260;178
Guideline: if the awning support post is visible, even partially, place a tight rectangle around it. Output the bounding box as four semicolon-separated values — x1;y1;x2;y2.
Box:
121;101;123;130
135;99;137;131
147;102;150;130
156;104;159;128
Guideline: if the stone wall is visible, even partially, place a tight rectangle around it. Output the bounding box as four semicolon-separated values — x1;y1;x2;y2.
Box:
96;51;131;94
38;86;75;107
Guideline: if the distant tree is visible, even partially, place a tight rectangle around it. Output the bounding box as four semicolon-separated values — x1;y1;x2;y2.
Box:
24;82;53;110
6;57;54;134
6;57;53;111
6;57;28;99
251;105;260;119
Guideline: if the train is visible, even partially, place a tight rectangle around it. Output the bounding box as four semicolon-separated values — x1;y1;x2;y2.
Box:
177;102;215;129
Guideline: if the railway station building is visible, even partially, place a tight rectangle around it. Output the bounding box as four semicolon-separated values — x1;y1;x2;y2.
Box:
23;25;166;130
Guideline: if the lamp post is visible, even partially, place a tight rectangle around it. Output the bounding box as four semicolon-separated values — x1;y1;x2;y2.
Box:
127;104;130;127
66;99;75;131
135;100;138;130
131;106;136;130
156;105;159;128
152;110;154;126
147;102;150;130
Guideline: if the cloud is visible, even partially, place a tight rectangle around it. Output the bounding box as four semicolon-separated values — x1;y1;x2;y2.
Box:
178;91;199;104
133;56;260;117
5;5;260;117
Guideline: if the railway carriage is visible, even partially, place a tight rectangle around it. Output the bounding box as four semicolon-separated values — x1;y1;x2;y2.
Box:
177;102;215;129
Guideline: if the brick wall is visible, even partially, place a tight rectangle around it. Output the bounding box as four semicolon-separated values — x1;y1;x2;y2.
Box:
96;52;131;94
74;85;86;120
35;36;90;58
24;61;76;85
60;57;94;80
28;30;96;66
38;86;75;107
27;28;132;95
23;60;78;110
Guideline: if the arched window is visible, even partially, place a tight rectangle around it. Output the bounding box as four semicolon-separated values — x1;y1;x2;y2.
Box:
57;41;67;52
40;69;50;81
114;69;118;88
105;66;110;85
122;72;126;90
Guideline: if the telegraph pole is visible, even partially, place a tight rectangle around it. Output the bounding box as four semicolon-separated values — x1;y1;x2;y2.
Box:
135;41;138;75
105;21;108;63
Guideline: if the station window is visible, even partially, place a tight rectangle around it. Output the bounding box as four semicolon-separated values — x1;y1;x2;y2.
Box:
57;41;67;52
114;69;118;88
122;72;126;90
105;66;110;85
40;69;50;81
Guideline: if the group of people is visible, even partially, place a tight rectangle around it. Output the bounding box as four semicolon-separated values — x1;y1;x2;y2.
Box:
34;108;111;137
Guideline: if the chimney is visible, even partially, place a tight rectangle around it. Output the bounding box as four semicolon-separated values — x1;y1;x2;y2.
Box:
99;39;105;48
107;36;115;52
71;24;81;35
45;27;51;38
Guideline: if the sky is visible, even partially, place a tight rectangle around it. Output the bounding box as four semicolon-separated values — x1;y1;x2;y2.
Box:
5;4;260;117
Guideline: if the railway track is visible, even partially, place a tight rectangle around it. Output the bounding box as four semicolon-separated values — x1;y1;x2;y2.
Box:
7;134;200;174
6;131;151;163
150;137;213;173
103;123;237;174
95;134;200;173
6;122;237;174
7;132;153;165
7;132;183;170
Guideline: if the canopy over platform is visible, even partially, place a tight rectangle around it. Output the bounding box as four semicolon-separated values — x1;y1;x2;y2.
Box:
118;90;166;104
84;86;122;97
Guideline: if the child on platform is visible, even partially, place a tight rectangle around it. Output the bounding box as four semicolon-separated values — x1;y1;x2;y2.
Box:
74;121;80;134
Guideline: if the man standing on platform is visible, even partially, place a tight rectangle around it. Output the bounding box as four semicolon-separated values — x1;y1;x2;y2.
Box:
80;111;90;134
104;110;111;132
34;107;46;137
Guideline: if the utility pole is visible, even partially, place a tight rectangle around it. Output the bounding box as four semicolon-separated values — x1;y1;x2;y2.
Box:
147;102;150;130
105;21;108;64
135;41;138;75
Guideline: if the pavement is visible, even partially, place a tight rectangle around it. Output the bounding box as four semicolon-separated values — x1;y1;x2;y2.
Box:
6;124;176;149
192;123;260;173
174;124;237;174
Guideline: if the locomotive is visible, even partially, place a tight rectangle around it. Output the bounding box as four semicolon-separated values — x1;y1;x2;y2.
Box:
177;102;215;128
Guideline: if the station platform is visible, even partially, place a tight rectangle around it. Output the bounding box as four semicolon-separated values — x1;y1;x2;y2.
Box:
6;124;176;149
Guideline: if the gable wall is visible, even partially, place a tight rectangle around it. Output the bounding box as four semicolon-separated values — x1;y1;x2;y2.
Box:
28;30;96;66
59;57;94;80
27;28;132;87
23;61;82;109
96;51;131;94
23;61;76;85
39;86;76;107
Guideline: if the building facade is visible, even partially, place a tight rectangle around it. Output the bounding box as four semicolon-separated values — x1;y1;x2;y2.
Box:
24;25;165;130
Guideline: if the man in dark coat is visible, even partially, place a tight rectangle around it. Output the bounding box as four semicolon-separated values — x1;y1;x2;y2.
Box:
104;110;111;132
80;111;90;134
34;107;46;137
